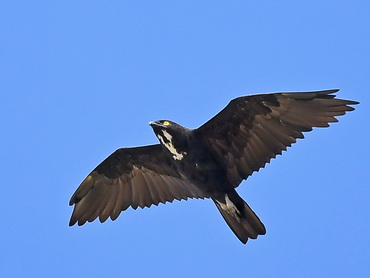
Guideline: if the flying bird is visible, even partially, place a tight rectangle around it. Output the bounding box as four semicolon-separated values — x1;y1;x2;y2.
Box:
69;89;358;244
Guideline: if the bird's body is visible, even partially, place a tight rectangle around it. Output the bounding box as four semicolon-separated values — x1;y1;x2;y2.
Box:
150;122;266;240
69;89;358;244
151;123;226;195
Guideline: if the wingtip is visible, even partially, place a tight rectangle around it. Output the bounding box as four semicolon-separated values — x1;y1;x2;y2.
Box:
69;218;76;227
347;100;360;106
319;88;340;95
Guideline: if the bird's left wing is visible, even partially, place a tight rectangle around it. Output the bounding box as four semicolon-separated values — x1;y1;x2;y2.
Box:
69;144;206;226
195;89;358;187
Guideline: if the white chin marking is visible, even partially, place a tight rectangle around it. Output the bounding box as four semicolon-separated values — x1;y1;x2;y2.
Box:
217;194;241;221
157;130;187;161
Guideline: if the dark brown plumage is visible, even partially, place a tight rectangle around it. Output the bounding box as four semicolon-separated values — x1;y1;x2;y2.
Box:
69;89;358;244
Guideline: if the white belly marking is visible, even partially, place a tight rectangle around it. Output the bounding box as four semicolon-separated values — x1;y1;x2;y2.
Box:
216;194;241;221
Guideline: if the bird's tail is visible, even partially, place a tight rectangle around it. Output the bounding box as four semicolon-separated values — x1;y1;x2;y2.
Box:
213;191;266;244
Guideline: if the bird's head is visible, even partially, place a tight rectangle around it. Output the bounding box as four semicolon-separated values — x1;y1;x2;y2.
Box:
149;120;186;134
149;120;189;160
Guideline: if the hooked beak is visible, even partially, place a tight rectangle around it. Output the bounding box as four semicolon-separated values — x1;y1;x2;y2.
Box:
149;121;160;127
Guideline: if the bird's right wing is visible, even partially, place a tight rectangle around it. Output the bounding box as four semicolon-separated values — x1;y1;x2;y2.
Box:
69;144;206;226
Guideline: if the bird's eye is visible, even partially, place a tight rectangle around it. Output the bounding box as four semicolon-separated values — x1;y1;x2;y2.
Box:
163;121;170;126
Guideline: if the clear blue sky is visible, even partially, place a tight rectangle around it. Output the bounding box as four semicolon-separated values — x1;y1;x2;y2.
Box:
1;1;369;277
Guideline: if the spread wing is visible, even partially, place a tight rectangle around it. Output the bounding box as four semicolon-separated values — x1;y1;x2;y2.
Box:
69;144;206;226
196;89;358;187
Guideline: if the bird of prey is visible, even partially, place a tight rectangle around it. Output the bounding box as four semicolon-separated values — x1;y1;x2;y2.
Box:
69;89;358;244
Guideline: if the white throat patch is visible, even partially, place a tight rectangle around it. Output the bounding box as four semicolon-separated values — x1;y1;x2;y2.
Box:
157;130;187;161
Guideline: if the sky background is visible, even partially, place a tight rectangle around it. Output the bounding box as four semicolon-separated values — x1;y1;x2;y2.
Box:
1;1;369;277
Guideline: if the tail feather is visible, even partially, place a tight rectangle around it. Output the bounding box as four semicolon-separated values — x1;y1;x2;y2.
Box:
213;192;266;244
